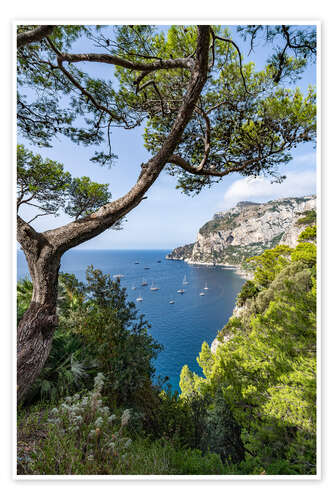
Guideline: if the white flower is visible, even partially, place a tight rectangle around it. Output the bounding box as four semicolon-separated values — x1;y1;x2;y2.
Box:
94;373;105;391
108;414;116;423
121;409;131;427
100;406;110;416
87;455;94;461
95;417;103;427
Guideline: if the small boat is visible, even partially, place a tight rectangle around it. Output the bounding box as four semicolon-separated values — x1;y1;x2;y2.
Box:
141;279;148;286
113;274;124;279
157;260;161;263
177;289;185;294
183;274;189;285
134;261;139;264
136;296;143;302
131;285;136;290
169;299;175;304
144;266;150;270
200;291;205;296
204;282;208;290
150;282;160;291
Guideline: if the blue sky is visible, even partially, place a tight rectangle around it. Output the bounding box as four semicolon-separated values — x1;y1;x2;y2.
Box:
18;25;317;249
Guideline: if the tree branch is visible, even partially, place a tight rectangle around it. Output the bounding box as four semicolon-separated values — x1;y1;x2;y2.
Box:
57;52;194;72
168;154;256;177
39;26;211;254
211;30;251;94
17;25;55;48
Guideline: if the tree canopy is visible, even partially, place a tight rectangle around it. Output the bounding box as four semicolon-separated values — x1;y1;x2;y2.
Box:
16;24;317;402
17;24;316;201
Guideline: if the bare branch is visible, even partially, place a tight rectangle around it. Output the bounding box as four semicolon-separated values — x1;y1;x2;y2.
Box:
211;30;251;95
57;51;194;72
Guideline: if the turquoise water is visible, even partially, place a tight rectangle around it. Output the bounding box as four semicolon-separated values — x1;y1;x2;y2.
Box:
17;249;245;392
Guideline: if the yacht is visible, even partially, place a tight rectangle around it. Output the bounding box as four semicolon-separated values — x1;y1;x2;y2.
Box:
177;289;185;294
183;274;189;285
204;282;208;290
200;291;205;296
150;282;160;291
136;295;143;302
169;299;175;304
141;279;148;286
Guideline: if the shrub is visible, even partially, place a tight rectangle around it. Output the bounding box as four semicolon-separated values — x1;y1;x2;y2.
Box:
23;373;133;475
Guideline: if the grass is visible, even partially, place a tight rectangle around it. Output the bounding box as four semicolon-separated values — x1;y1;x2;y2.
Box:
17;403;224;475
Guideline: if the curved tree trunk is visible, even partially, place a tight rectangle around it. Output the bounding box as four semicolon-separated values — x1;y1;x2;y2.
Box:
16;26;211;402
17;219;62;402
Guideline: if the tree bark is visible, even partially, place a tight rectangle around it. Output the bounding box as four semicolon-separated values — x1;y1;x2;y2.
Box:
17;217;62;401
16;25;211;402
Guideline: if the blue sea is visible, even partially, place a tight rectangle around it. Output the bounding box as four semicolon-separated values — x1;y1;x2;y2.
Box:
17;249;245;392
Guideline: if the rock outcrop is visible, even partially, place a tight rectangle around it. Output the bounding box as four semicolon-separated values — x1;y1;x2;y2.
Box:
166;195;316;268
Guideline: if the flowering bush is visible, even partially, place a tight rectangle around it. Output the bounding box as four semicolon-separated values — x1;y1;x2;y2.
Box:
28;373;132;474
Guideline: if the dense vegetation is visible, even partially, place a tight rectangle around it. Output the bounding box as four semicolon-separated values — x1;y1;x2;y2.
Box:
17;224;316;475
180;226;317;474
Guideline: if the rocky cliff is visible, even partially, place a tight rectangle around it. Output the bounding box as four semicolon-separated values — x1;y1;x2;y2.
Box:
166;195;316;268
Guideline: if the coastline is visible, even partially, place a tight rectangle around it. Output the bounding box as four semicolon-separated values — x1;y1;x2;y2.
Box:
165;255;253;280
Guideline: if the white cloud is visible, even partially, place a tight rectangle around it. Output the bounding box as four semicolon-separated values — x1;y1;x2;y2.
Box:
220;169;316;209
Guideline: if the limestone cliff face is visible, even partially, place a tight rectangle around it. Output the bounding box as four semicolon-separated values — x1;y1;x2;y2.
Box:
166;195;316;267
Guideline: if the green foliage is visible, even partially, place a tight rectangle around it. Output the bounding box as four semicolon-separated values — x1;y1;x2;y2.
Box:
180;234;317;475
296;209;316;226
236;280;260;306
19;374;133;475
17;277;33;323
65;176;110;219
298;225;316;242
17;25;316;190
247;245;292;288
17;145;111;220
18;267;162;408
69;266;163;407
200;392;245;464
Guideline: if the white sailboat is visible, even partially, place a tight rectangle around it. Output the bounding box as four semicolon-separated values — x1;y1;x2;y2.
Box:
204;282;208;290
150;282;160;291
183;274;189;285
136;295;143;302
131;285;136;290
200;291;205;296
141;278;148;286
177;288;185;294
169;299;175;304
